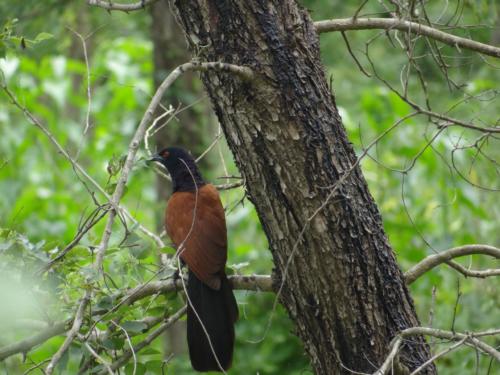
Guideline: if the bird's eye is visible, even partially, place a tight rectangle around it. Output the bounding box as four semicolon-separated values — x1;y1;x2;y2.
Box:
161;151;170;158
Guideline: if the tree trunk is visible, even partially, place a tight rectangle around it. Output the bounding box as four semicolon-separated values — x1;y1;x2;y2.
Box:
169;1;435;374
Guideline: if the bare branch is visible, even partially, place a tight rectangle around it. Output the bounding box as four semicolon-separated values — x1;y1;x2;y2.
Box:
46;293;90;374
374;326;500;375
374;336;403;375
66;26;93;161
405;244;500;284
445;261;500;280
409;337;467;375
360;53;500;134
178;61;254;81
340;31;371;77
86;0;159;12
216;181;245;191
402;327;500;361
80;338;115;375
315;18;500;58
124;274;272;306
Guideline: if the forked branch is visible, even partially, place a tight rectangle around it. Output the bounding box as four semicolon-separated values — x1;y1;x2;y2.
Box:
374;326;500;375
405;244;500;284
0;274;272;362
315;18;500;58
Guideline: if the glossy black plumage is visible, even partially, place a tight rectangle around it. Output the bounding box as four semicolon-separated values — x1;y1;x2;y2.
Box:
186;270;238;371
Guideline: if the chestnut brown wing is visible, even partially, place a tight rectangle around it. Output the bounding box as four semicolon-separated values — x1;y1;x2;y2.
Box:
165;184;227;290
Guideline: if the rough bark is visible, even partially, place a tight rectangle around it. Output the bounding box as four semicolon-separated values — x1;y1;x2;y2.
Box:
169;1;435;374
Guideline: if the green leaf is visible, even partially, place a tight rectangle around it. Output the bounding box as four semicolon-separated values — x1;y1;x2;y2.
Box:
121;320;148;334
96;295;114;310
123;231;150;259
159;245;176;254
102;337;125;350
34;32;53;42
140;347;160;355
145;360;163;371
125;362;145;375
90;364;105;374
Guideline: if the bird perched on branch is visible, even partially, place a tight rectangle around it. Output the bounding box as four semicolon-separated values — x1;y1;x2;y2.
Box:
149;147;238;372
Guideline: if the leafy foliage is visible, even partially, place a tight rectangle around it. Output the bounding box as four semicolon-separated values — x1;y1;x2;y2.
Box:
0;1;499;374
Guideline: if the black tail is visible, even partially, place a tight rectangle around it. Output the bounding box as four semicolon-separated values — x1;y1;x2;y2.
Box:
186;270;238;372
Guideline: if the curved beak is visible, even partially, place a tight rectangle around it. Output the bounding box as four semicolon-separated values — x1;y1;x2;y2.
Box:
147;154;163;164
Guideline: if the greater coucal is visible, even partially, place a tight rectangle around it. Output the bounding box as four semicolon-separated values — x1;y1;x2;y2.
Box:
150;147;238;372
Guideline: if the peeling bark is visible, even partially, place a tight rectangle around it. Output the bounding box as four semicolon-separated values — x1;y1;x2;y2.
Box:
169;1;435;374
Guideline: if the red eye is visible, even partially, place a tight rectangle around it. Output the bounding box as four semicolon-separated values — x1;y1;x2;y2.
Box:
161;151;170;158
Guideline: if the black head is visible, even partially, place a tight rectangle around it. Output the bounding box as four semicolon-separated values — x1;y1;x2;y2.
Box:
149;147;205;192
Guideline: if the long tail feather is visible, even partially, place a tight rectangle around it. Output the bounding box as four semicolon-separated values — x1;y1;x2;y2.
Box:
186;270;238;372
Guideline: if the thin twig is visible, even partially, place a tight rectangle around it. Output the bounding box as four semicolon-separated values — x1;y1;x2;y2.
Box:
0;81;164;247
66;26;93;161
81;338;115;375
409;337;467;375
373;326;500;375
110;321;136;375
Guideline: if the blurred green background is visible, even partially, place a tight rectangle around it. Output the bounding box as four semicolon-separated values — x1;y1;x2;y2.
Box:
0;1;499;374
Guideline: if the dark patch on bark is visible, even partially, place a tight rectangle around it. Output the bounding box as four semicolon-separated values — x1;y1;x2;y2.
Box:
170;1;435;374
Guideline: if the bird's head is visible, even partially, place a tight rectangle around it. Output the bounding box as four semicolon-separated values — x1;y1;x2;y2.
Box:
149;147;205;192
149;147;194;173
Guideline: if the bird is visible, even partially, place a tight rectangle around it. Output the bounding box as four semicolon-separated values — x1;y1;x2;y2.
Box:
149;146;238;372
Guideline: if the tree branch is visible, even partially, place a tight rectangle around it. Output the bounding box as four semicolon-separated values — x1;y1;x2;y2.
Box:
45;58;212;371
0;82;165;248
86;0;159;12
314;18;500;59
80;338;115;375
120;274;273;307
0;321;68;361
46;293;90;374
409;338;467;375
0;275;272;361
6;255;497;365
444;261;500;280
2;60;255;370
405;244;500;284
1;240;497;362
374;326;500;375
